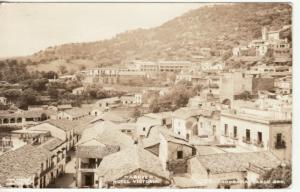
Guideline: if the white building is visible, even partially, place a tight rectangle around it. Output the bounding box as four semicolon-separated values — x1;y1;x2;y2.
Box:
0;97;8;105
220;108;292;161
72;87;85;95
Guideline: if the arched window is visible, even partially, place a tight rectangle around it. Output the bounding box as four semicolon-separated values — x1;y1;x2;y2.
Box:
10;118;15;123
3;118;9;124
17;117;22;123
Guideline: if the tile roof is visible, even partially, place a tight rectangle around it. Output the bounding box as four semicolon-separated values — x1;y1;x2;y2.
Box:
144;112;172;120
0;144;52;185
73;116;96;135
196;151;281;174
40;137;65;151
76;144;120;159
62;107;91;118
77;121;133;150
91;109;132;123
46;119;77;131
194;146;226;156
173;107;203;119
96;145;170;183
159;128;193;147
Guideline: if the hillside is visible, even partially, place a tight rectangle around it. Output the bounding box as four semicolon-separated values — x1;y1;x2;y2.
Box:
5;3;293;72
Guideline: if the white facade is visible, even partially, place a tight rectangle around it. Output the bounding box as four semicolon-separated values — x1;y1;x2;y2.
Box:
220;110;291;160
0;97;8;105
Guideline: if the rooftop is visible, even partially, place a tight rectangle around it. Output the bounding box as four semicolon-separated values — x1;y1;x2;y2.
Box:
62;106;92;118
96;145;170;183
144;112;173;120
46;119;77;131
40;137;65;152
77;121;133;150
196;151;280;174
221;109;292;124
0;144;52;185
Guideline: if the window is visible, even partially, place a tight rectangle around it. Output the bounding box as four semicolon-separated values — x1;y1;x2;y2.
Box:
275;133;286;149
186;134;190;140
246;129;251;141
276;133;282;144
257;132;262;143
233;126;237;138
177;151;183;159
213;125;216;135
142;127;146;131
224;124;228;136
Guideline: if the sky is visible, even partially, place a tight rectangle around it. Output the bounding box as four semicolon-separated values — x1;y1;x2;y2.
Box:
0;3;206;58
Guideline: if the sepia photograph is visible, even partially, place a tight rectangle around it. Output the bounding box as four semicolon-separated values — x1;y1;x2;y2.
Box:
0;1;295;190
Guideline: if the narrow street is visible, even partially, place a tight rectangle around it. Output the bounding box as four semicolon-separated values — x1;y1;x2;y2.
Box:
49;151;76;188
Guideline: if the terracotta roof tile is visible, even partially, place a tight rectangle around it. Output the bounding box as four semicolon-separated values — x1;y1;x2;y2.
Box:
196;151;281;174
96;145;170;183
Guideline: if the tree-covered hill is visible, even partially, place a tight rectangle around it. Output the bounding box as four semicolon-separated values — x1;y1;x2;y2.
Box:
2;3;292;72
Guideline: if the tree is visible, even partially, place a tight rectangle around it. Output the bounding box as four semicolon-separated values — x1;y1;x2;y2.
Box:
79;64;86;70
96;90;108;99
149;98;161;113
31;78;49;91
3;89;21;102
222;50;233;61
58;65;68;74
17;88;39;109
44;71;58;79
47;87;59;99
251;164;291;189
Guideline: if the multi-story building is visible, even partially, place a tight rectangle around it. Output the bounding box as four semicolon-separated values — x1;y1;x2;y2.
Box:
24;119;78;151
132;60;193;72
75;121;133;188
120;93;143;106
274;76;292;95
0;109;53;128
158;61;193;72
249;26;291;56
220;108;292;161
220;71;274;107
57;107;91;121
0;132;67;188
136;112;172;137
172;107;202;141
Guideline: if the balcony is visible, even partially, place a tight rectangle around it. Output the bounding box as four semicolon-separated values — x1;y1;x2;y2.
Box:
275;141;286;149
242;137;252;144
